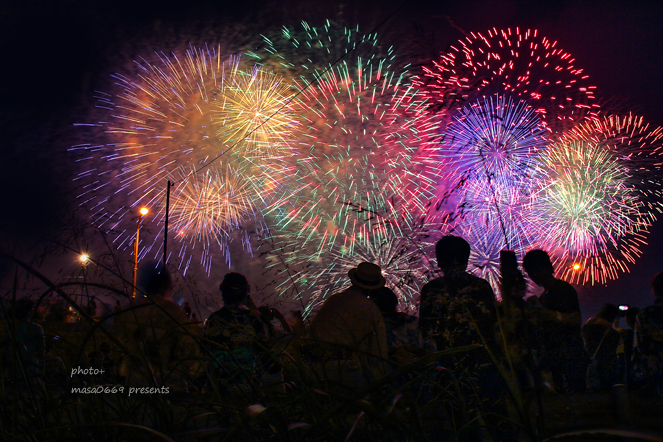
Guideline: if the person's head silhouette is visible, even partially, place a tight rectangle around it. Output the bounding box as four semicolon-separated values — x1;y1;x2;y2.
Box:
220;272;250;306
595;303;619;323
435;235;471;273
348;262;386;291
369;287;398;314
522;249;555;287
12;297;35;321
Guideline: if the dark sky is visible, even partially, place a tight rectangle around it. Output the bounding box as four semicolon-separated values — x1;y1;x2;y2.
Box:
1;0;662;315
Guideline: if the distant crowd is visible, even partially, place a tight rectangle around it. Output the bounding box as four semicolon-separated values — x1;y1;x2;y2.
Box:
3;235;663;402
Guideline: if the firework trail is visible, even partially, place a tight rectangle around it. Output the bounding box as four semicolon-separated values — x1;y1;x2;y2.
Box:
416;27;600;133
72;49;300;272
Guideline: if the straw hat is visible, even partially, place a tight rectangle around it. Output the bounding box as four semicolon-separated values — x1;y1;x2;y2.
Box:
348;262;386;290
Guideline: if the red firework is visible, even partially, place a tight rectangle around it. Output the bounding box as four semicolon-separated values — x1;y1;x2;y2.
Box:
415;27;600;132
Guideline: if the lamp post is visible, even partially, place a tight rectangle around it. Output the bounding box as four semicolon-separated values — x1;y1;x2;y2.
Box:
132;207;149;299
163;180;170;268
79;253;90;317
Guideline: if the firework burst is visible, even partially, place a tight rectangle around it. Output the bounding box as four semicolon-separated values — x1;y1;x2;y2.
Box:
416;27;599;132
423;93;546;265
166;166;256;262
529;113;663;285
251;21;438;256
439;94;549;194
290;71;437;248
73;48;300;271
248;20;391;80
566;114;663;202
530;135;653;285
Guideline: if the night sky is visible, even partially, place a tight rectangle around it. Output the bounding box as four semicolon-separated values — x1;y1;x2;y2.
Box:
1;0;662;317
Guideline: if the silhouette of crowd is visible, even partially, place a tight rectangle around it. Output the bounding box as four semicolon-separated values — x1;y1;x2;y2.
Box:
3;235;663;430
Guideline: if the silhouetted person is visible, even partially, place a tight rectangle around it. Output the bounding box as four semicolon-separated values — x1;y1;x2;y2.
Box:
87;297;98;317
615;306;639;385
633;271;663;389
43;336;67;386
419;235;497;351
1;297;45;378
309;262;388;388
419;236;503;441
496;253;538;389
117;262;200;387
204;272;269;397
523;249;589;392
582;303;621;390
49;299;67;323
369;287;424;366
89;341;117;382
184;301;192;318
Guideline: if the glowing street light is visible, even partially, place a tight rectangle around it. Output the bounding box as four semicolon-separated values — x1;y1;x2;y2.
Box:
79;253;90;264
132;207;149;299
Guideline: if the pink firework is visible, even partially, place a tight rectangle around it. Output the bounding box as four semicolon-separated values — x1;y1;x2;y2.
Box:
566;113;663;202
268;49;439;255
529;114;663;285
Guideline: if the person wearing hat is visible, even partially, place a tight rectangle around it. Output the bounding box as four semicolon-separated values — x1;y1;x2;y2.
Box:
309;262;389;388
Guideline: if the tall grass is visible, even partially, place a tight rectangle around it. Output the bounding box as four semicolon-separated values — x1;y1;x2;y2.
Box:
2;253;663;441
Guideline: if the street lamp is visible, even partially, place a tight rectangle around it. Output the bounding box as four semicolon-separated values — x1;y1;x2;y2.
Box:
132;207;149;299
77;253;94;319
72;252;91;321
